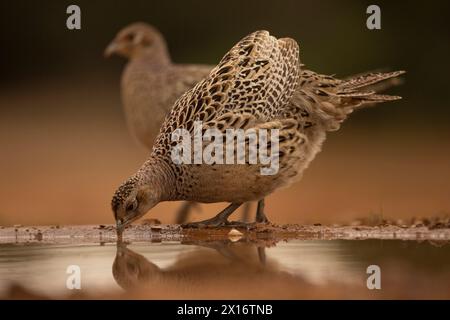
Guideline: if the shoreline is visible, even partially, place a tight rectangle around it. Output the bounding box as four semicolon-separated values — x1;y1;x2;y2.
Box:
1;223;449;244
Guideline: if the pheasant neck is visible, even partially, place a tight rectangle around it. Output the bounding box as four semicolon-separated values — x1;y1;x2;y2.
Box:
137;156;176;202
133;45;171;68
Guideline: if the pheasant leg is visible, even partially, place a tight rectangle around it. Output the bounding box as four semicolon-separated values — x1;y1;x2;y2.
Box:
255;199;270;223
182;203;243;228
240;202;252;222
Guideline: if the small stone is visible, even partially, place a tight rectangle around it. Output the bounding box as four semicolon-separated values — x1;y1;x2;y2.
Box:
228;228;244;242
141;219;161;225
350;220;362;226
150;225;162;232
430;222;445;230
228;228;243;236
34;232;43;241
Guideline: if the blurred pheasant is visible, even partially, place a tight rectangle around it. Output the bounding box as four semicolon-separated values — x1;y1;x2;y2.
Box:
111;30;405;230
105;22;212;149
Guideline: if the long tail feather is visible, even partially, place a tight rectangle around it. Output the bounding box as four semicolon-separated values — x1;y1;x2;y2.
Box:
294;69;406;131
340;70;406;92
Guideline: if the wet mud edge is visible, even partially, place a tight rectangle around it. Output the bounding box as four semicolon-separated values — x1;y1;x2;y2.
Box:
0;223;450;244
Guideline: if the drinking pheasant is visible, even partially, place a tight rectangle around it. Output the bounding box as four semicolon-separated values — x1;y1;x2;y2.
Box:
105;22;211;223
111;30;405;231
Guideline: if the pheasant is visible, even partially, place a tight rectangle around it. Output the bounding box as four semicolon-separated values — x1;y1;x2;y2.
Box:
111;30;404;231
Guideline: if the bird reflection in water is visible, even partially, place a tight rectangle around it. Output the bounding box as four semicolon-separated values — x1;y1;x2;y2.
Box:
112;240;274;292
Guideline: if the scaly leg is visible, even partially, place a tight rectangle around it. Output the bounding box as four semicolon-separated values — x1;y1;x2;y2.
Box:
182;203;243;228
255;198;270;223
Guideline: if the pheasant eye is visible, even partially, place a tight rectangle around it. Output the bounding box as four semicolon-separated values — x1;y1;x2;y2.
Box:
126;200;137;212
125;33;134;41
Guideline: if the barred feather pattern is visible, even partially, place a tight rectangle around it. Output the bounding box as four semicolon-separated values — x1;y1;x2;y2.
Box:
115;29;405;208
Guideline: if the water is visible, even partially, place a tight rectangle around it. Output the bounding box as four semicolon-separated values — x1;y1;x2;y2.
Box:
1;239;449;299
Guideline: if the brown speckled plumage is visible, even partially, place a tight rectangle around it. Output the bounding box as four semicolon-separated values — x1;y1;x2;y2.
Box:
111;176;139;213
111;30;405;227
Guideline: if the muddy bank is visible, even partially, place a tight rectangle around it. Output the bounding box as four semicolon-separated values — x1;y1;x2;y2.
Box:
1;222;449;244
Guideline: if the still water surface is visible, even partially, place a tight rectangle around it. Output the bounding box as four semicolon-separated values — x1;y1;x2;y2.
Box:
1;239;449;298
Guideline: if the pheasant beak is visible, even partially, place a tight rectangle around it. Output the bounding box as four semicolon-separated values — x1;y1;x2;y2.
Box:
116;216;134;232
104;41;119;58
116;217;129;232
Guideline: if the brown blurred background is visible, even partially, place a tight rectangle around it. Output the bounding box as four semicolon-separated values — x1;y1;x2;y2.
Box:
0;0;449;226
